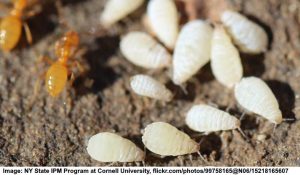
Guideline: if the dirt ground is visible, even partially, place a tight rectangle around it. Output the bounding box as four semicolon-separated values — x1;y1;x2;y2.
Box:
0;0;300;166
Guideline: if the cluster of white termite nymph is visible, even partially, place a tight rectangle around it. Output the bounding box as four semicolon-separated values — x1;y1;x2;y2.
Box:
87;122;200;163
88;0;287;164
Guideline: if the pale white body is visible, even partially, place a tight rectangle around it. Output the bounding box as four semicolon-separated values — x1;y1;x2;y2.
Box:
234;77;282;124
142;122;199;156
120;32;172;69
211;26;243;88
147;0;179;49
130;74;173;101
172;20;213;85
186;105;240;132
100;0;144;27
87;132;145;162
221;10;268;54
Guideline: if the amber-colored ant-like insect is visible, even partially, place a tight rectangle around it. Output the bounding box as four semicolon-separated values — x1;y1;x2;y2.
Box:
0;0;39;52
44;30;83;97
39;1;85;98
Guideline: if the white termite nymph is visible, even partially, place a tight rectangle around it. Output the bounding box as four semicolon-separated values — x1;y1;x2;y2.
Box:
120;32;172;69
87;132;145;162
234;77;283;124
186;104;241;133
221;10;268;54
172;20;213;86
142;122;199;156
130;74;173;102
211;25;243;88
147;0;179;50
100;0;145;27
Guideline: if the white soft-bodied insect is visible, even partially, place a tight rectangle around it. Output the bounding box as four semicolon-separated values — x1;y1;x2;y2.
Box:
211;26;243;88
120;32;172;69
147;0;179;50
130;74;173;101
186;104;241;133
87;132;145;162
100;0;144;27
234;77;282;124
142;122;199;156
221;10;268;54
172;20;213;86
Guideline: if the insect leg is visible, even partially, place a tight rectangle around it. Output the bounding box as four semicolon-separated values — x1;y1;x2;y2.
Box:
23;22;33;44
240;111;246;121
237;127;250;142
197;137;208;163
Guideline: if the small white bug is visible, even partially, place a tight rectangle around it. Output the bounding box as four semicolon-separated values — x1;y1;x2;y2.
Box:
221;10;268;54
211;26;243;88
120;32;172;69
100;0;145;27
147;0;179;50
234;77;282;124
86;132;145;162
130;74;173;102
142;122;199;156
172;20;213;86
186;104;240;133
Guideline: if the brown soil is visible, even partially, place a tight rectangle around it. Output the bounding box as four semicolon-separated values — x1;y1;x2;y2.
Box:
0;0;300;166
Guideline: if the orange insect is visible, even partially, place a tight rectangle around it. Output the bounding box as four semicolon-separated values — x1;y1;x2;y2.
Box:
0;0;34;52
44;30;82;97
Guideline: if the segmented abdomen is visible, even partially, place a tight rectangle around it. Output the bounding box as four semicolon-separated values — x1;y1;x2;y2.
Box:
45;63;68;97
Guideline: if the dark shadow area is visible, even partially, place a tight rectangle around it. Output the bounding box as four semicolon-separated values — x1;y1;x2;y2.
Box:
241;52;265;77
17;1;57;50
245;15;274;51
166;81;196;102
61;0;87;6
241;114;260;130
0;115;3;128
165;64;214;102
175;0;189;24
196;64;215;83
266;80;296;122
199;133;222;160
73;36;120;99
179;125;222;161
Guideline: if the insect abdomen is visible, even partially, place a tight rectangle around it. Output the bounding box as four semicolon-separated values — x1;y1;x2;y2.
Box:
130;74;173;101
142;122;199;156
186;105;240;132
120;32;171;69
172;20;213;85
87;132;145;162
0;16;22;51
45;63;68;97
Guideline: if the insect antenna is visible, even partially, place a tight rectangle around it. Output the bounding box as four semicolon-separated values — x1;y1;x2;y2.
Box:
197;151;207;163
237;127;250;142
272;124;278;134
197;138;207;163
283;118;296;122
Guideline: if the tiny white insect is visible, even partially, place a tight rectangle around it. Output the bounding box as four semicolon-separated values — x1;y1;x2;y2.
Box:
172;20;213;86
100;0;145;27
130;74;173;102
142;122;199;156
147;0;179;50
186;104;240;133
221;10;268;54
234;77;282;124
120;32;172;69
87;132;145;162
211;26;243;88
